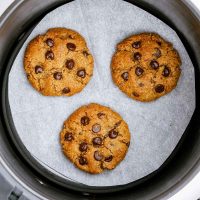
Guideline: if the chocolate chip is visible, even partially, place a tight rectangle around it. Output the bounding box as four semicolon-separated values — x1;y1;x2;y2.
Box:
92;123;101;133
67;43;76;51
68;35;73;39
79;142;88;152
64;132;73;141
133;52;142;60
132;41;141;49
45;38;54;47
97;112;105;119
62;87;70;94
77;69;86;78
155;84;165;93
133;92;139;97
92;137;102;146
108;129;118;139
45;51;54;60
35;65;43;74
79;156;88;165
105;155;113;162
162;66;170;77
81;116;90;126
53;72;62;80
135;67;144;76
150;60;159;69
66;59;75;69
121;72;129;81
94;151;103;161
153;48;161;58
83;51;89;57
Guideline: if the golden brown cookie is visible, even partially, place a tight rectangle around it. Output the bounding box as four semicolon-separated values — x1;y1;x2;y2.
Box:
24;28;94;96
111;33;181;102
60;103;131;174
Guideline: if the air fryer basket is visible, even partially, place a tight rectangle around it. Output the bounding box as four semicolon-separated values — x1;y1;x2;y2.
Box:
0;0;200;199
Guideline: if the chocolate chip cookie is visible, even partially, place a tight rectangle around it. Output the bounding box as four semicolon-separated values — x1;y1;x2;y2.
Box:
60;103;130;174
24;28;94;96
111;33;181;102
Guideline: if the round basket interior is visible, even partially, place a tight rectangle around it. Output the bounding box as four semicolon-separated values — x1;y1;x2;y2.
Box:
0;0;200;199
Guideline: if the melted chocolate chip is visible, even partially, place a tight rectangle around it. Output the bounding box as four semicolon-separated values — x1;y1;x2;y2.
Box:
45;38;54;47
67;43;76;51
157;41;162;46
105;155;113;162
83;51;89;57
79;156;88;165
79;142;88;152
81;116;90;126
121;72;129;81
92;137;102;146
114;121;121;128
108;129;118;139
35;66;43;74
135;67;144;76
77;69;86;78
133;92;139;97
97;112;105;119
153;48;161;58
45;51;54;60
162;66;170;77
92;124;101;133
150;60;159;69
68;35;73;39
155;84;165;93
66;59;75;69
94;151;103;161
133;52;142;60
64;132;73;141
126;142;130;147
53;72;62;80
132;41;141;49
139;83;144;87
62;87;70;94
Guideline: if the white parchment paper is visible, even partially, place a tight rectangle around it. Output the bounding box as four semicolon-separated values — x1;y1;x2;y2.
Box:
8;0;195;186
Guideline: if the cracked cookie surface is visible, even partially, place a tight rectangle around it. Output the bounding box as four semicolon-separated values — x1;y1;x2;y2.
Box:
111;33;181;102
60;103;131;174
24;28;94;96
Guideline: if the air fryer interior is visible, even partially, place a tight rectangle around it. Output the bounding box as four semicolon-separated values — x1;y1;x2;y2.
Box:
0;0;200;199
